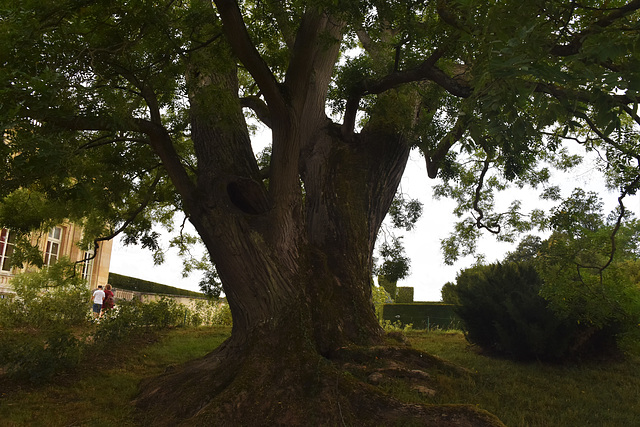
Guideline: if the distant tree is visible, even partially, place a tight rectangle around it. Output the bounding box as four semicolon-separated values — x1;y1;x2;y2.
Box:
198;269;222;300
2;1;640;423
450;191;640;360
440;281;459;305
376;236;411;286
537;191;640;332
377;274;398;302
504;235;543;263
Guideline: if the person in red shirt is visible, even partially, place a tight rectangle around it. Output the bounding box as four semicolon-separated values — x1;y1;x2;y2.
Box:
102;284;115;315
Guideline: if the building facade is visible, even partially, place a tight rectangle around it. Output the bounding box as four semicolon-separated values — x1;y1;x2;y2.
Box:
0;223;112;297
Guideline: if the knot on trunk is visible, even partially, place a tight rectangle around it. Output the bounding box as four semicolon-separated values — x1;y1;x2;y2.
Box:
226;177;270;215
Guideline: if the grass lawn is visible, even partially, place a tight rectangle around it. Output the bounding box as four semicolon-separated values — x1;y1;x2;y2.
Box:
0;326;231;427
407;330;640;427
1;327;638;426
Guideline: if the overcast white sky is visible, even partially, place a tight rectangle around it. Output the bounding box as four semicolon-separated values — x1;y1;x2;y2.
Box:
109;135;639;302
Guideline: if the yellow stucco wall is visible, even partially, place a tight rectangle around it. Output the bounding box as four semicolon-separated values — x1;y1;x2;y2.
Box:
0;223;112;295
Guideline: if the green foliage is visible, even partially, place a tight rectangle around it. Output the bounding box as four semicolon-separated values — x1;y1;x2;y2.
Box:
376;236;410;284
0;258;89;329
440;282;459;305
108;273;203;298
388;194;423;231
208;301;233;326
503;234;543;264
0;327;83;383
0;259;88;381
0;263;229;382
452;262;608;361
536;191;640;349
548;189;604;237
377;275;397;302
380;319;413;333
448;187;640;361
395;286;414;303
371;284;391;322
94;297;232;345
198;269;223;300
94;298;178;344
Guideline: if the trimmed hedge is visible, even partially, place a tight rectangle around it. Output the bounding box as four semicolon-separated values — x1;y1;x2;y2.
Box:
108;273;204;298
382;303;461;330
396;287;414;303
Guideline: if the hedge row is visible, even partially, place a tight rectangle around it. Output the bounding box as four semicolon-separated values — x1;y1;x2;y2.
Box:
382;303;461;330
108;273;204;298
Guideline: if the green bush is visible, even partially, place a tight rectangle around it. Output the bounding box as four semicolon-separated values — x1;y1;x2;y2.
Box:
371;285;391;323
0;260;89;382
0;264;231;383
452;262;614;361
0;259;90;329
140;297;182;328
93;297;232;346
209;301;232;326
0;328;83;383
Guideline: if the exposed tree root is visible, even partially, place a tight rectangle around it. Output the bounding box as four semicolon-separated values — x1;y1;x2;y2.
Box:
135;337;505;426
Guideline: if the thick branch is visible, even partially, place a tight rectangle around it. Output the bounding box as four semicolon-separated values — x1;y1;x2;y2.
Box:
535;81;640;107
213;0;286;116
285;9;332;100
241;96;272;128
365;49;466;97
424;115;467;178
344;48;468;136
48;114;197;211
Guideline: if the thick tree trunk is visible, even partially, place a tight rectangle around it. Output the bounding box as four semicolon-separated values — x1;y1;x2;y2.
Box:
303;126;412;352
135;125;504;425
135;6;503;423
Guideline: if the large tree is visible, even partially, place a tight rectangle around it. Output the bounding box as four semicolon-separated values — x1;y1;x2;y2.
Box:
2;0;640;424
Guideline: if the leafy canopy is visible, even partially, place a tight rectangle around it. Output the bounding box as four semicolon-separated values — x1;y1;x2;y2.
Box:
1;0;640;275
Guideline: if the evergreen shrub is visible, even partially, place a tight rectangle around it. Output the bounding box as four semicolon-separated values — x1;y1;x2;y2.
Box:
453;262;610;361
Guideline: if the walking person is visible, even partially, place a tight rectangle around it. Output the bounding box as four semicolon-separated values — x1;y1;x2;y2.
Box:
91;285;105;320
102;284;115;315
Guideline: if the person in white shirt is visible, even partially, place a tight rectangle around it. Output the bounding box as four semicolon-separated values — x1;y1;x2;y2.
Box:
91;285;105;319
